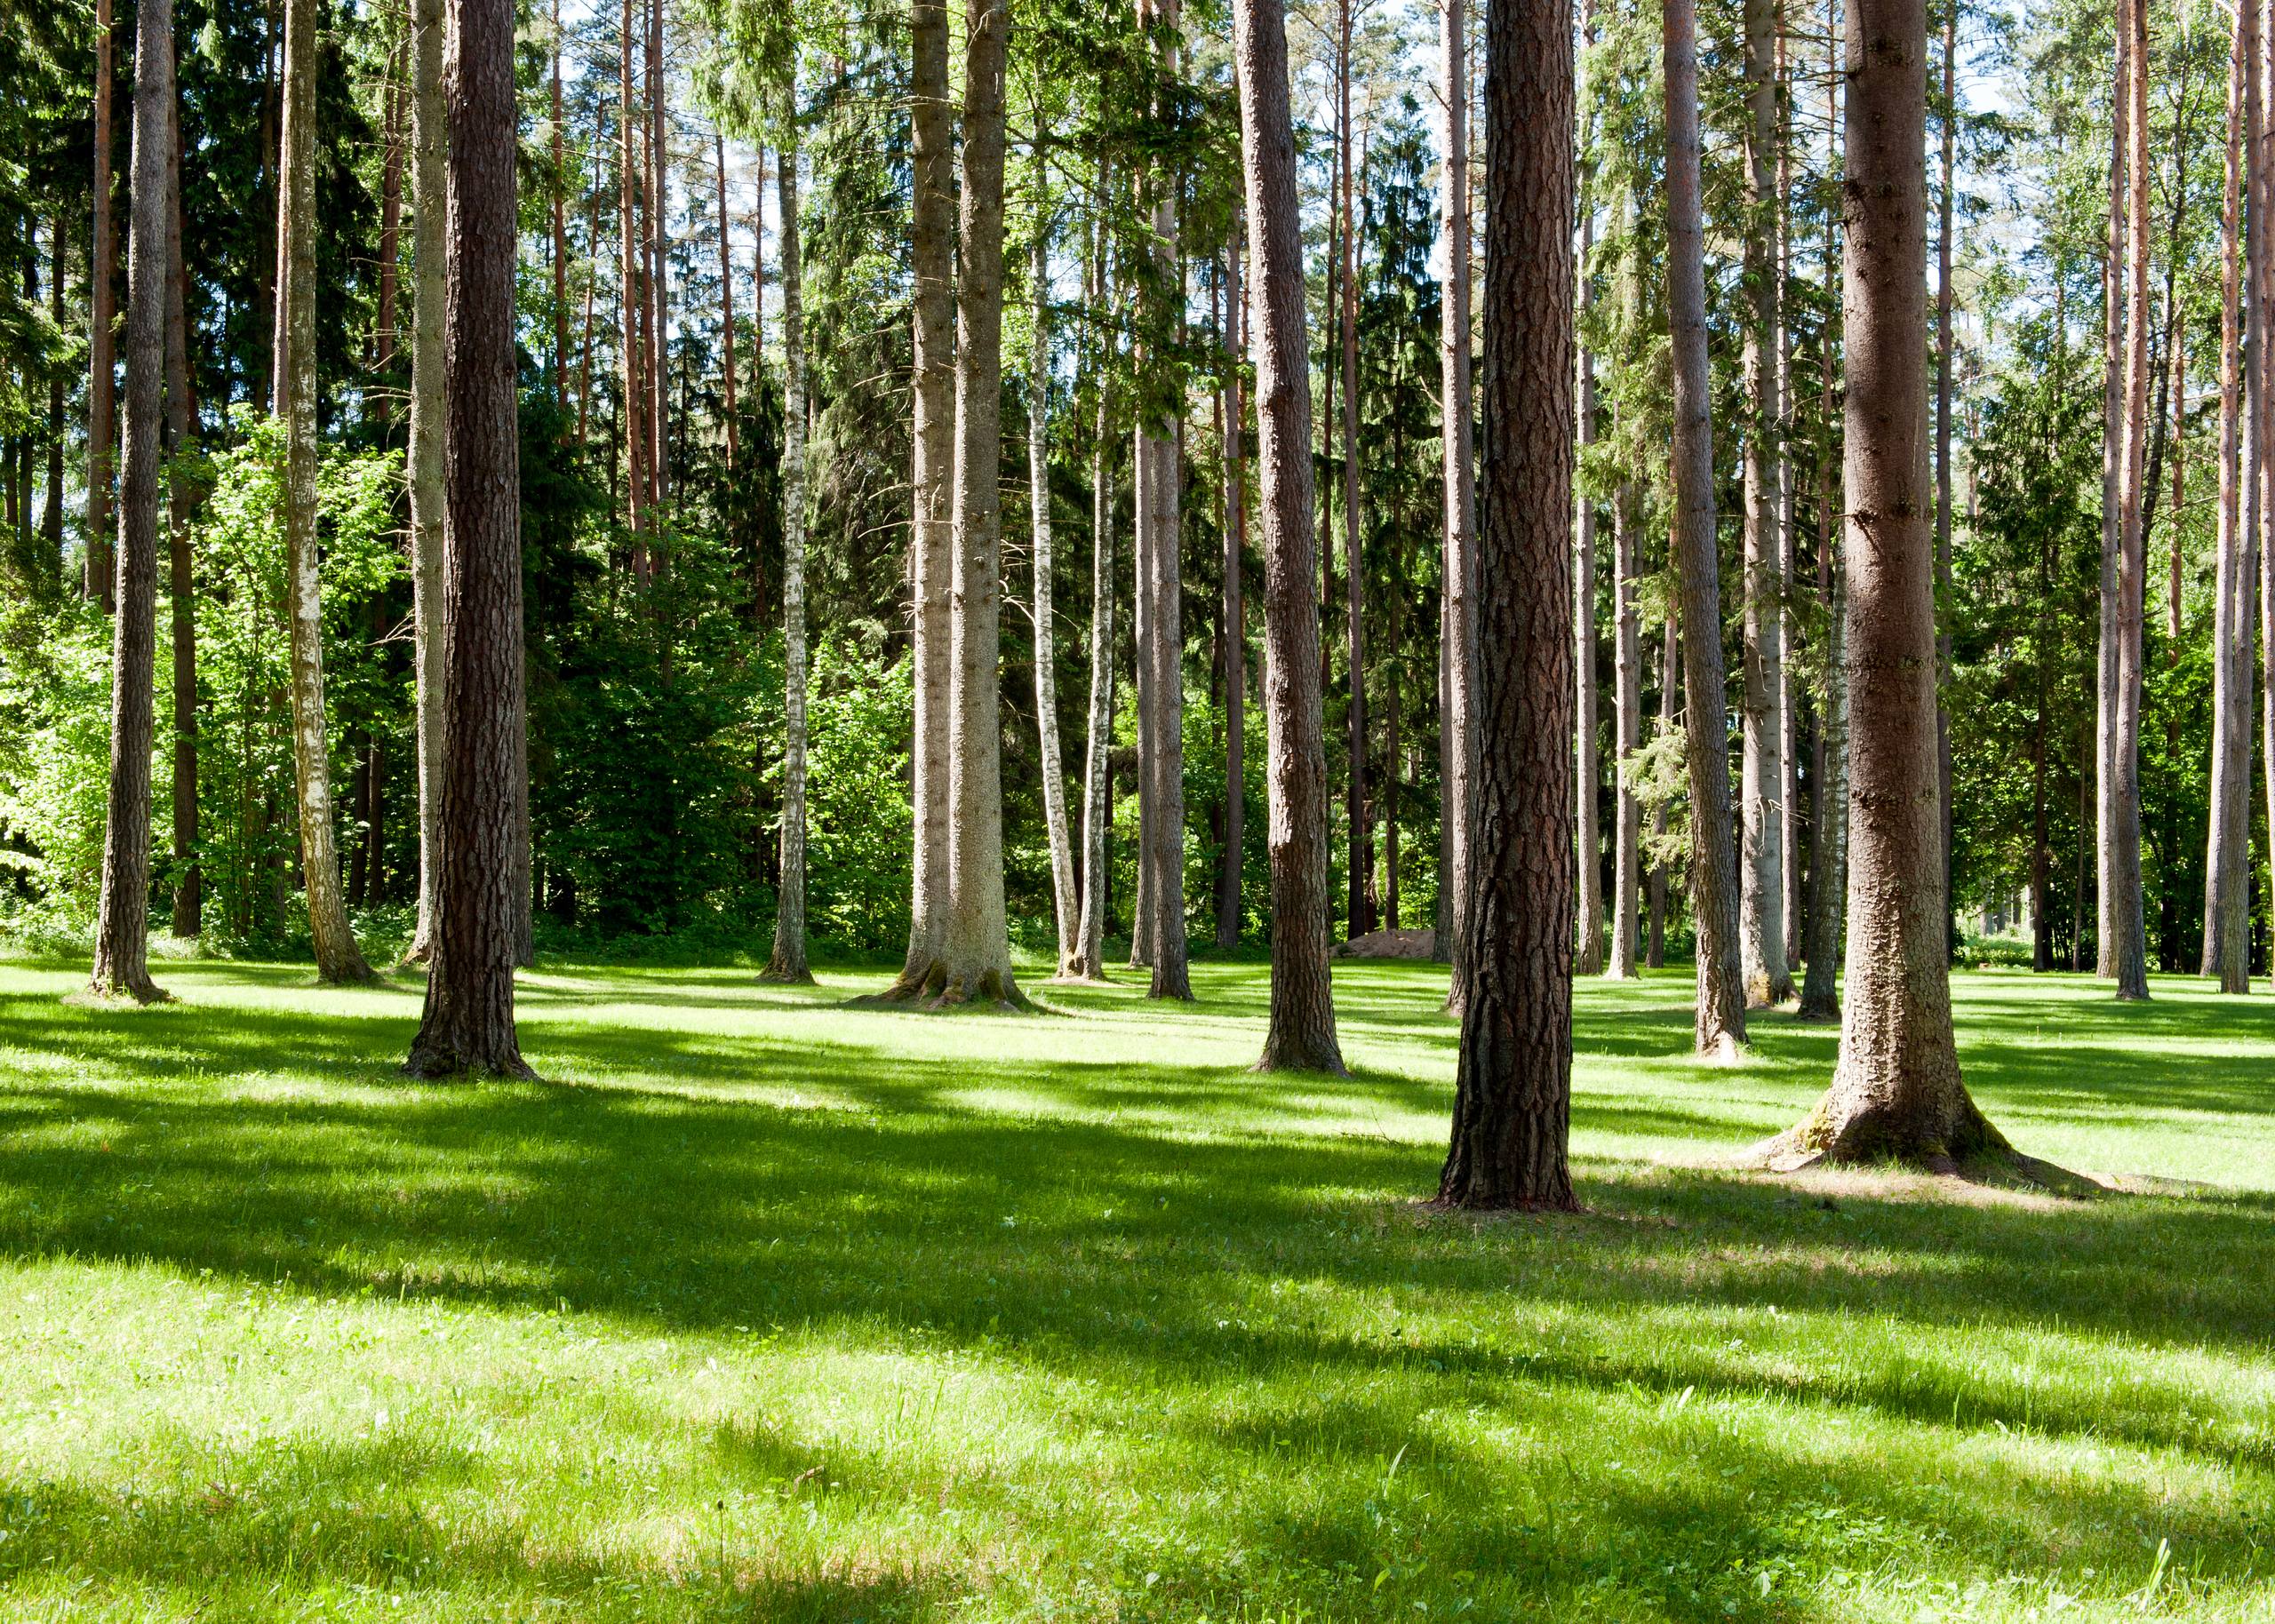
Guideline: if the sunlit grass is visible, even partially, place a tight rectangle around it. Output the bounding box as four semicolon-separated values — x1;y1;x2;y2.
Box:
0;951;2269;1620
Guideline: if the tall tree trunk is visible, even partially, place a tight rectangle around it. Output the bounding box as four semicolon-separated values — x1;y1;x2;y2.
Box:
87;0;119;609
890;0;957;997
377;56;405;430
44;216;66;577
277;0;372;983
1933;0;1956;959
1234;0;1345;1073
1738;0;1792;1007
717;127;737;467
406;0;447;963
928;0;1023;1007
619;0;647;558
1664;0;1746;1055
579;152;599;449
765;111;811;984
1647;608;1673;967
551;0;568;394
1776;20;1800;960
645;0;668;513
2258;0;2275;971
2107;0;2151;1000
1574;111;1602;976
1073;195;1117;981
1030;203;1079;972
88;0;174;1003
1438;0;1478;1003
1781;0;2002;1166
166;78;202;940
1339;0;1370;944
2095;12;2126;978
403;0;534;1079
2206;0;2255;991
1217;226;1248;950
1609;482;1641;977
1439;0;1575;1211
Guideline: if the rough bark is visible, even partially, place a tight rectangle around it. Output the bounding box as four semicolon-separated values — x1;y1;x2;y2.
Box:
717;128;737;467
2107;0;2151;1001
1797;554;1848;1018
88;0;119;610
618;0;648;561
1574;177;1602;978
765;118;812;984
2259;0;2275;963
1664;0;1746;1054
890;0;957;997
1339;0;1370;944
88;0;173;1004
1738;0;1792;1007
1030;208;1080;973
551;0;568;394
277;0;373;985
43;217;65;577
1072;203;1117;982
1217;227;1248;950
1933;0;1956;959
928;0;1024;1008
166;79;202;940
2205;0;2255;991
1438;0;1479;1007
1438;0;1576;1211
403;0;534;1079
1781;0;2001;1166
1647;609;1674;968
644;0;668;513
1234;0;1345;1073
405;0;447;964
2095;13;2125;978
1609;480;1641;977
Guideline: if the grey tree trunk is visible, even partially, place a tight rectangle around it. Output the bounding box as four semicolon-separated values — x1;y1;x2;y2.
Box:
403;0;533;1079
1438;0;1576;1211
1338;0;1369;944
1664;0;1746;1055
1030;207;1079;973
931;0;1024;1007
1072;202;1117;982
1647;609;1673;967
1574;186;1602;977
405;0;446;964
1437;0;1478;1007
165;80;202;941
87;0;118;609
2205;0;2255;991
765;113;811;984
2096;14;2125;978
890;0;957;998
278;0;372;985
1781;0;2002;1166
88;0;173;1003
1933;0;1956;954
1234;0;1345;1074
1608;481;1641;977
2107;0;2151;1001
1738;0;1791;1007
1217;227;1248;951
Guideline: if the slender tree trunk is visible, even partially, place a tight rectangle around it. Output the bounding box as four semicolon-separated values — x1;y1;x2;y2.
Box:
2096;12;2126;978
890;0;957;997
1781;0;2001;1166
1234;0;1345;1073
2207;0;2255;991
1776;20;1800;959
1440;0;1575;1210
1609;481;1641;977
551;0;568;394
926;0;1023;1007
165;79;202;940
87;0;119;609
1648;609;1676;967
1339;0;1370;944
2258;0;2275;967
1738;0;1792;1007
579;148;599;449
645;0;668;513
405;0;446;963
1664;0;1746;1054
2107;0;2151;1000
619;0;647;558
277;0;371;983
1933;0;1956;957
1797;547;1848;1018
377;58;405;429
1218;226;1248;950
765;113;811;984
88;0;174;1003
1574;124;1602;976
717;127;737;466
1030;204;1079;972
1073;196;1117;981
44;216;66;578
1438;0;1478;1004
403;0;533;1079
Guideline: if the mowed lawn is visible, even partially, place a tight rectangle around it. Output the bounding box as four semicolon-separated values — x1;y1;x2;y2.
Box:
0;953;2270;1622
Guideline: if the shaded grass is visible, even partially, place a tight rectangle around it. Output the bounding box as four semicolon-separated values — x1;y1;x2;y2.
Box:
0;955;2270;1620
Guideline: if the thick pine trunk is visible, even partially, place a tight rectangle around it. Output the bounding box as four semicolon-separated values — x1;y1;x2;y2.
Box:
1781;0;2001;1166
1664;0;1746;1055
2205;0;2255;991
1234;0;1345;1074
406;0;447;964
1933;0;1957;954
88;0;119;610
278;0;372;985
765;117;812;984
1737;0;1791;1008
2107;0;2151;1001
165;81;202;940
1437;0;1478;1005
1217;228;1247;951
1030;212;1080;973
890;0;957;997
403;0;533;1079
88;0;173;1004
1574;166;1601;978
1438;0;1576;1212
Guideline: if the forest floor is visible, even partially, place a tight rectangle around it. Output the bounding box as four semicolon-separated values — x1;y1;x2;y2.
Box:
0;952;2269;1622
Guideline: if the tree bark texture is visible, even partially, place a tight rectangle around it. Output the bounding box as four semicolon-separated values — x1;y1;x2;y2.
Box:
1030;212;1080;973
1574;184;1602;978
1339;0;1370;944
88;0;119;610
2107;0;2151;1000
166;80;202;940
1218;227;1248;951
1235;0;1345;1073
765;120;812;984
1932;0;1956;955
1609;480;1641;977
88;0;173;1003
1438;0;1479;1007
406;0;446;963
1073;207;1117;982
1440;0;1576;1211
2095;14;2125;978
1664;0;1746;1054
403;0;533;1079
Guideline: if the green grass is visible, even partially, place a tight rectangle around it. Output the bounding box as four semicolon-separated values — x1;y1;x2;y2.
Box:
0;952;2270;1621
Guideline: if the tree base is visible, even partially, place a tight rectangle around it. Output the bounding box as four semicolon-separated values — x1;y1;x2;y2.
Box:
72;977;173;1007
400;1042;538;1083
853;962;1033;1014
1761;1087;2010;1175
759;963;815;986
1745;969;1795;1009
